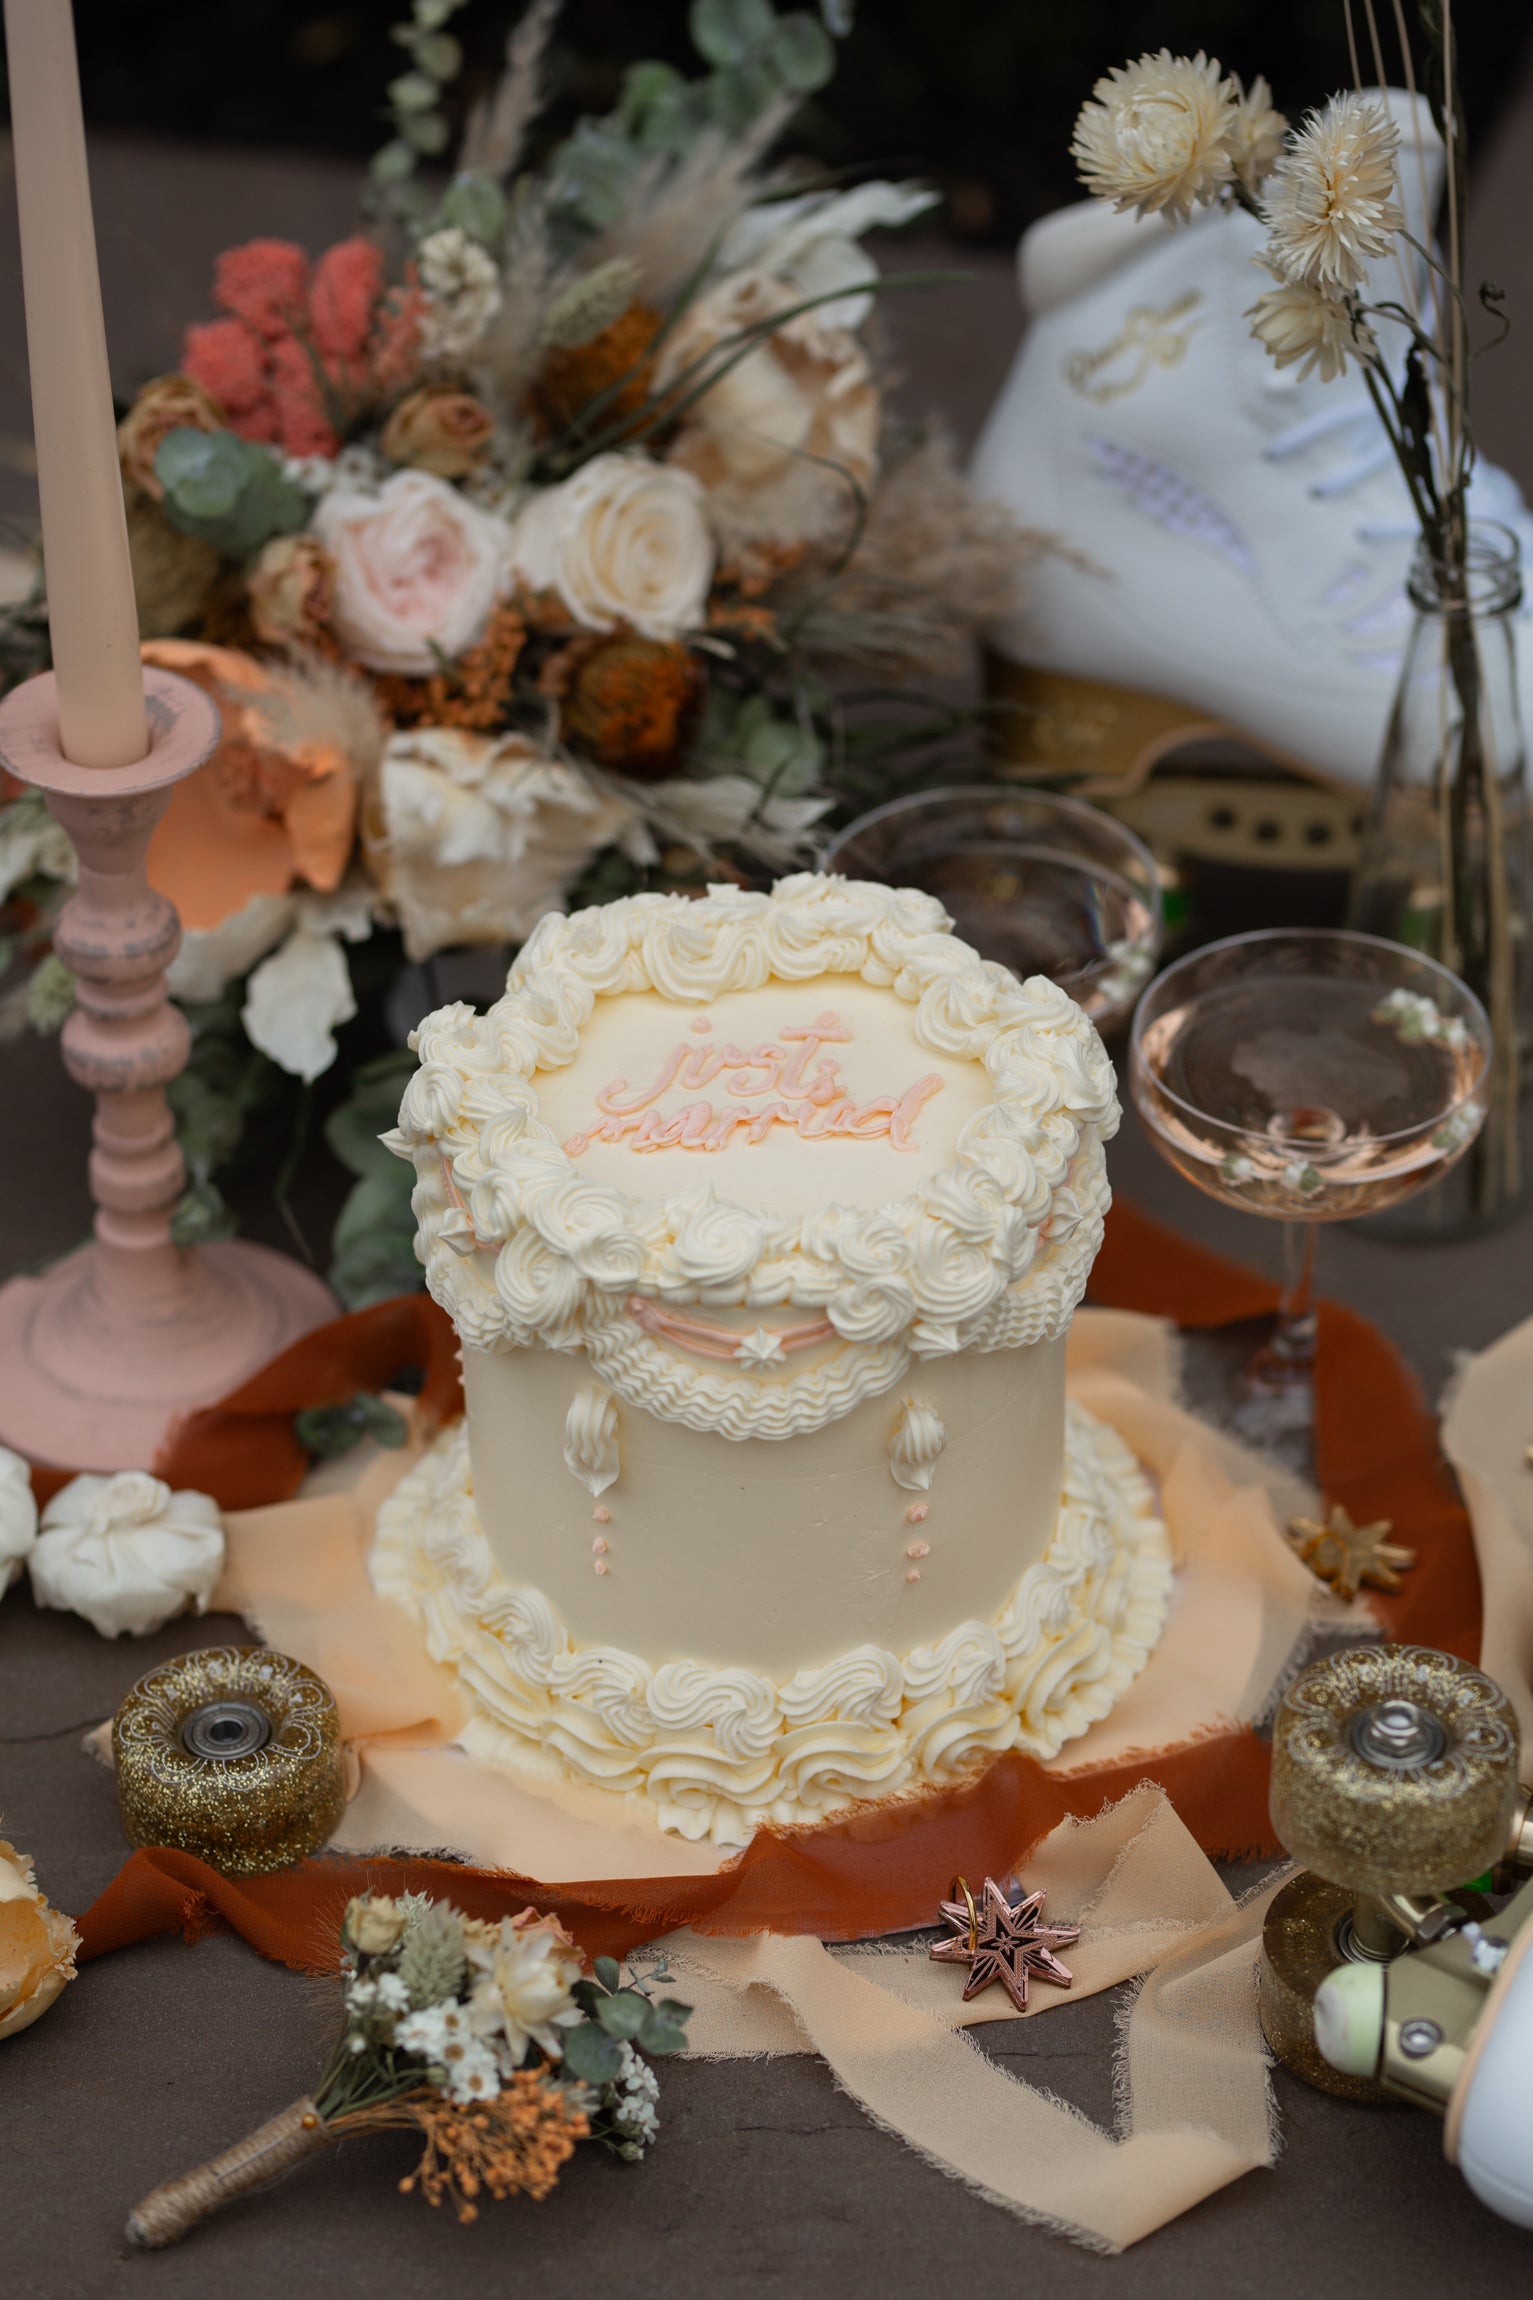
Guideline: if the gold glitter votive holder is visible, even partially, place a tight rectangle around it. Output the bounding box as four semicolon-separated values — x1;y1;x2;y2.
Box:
113;1646;347;1876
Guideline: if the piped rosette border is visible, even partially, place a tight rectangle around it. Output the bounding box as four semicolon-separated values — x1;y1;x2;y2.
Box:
371;1402;1173;1846
384;875;1119;1441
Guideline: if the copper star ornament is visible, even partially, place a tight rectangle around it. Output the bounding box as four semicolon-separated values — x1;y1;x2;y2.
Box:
929;1876;1080;2012
1286;1503;1416;1601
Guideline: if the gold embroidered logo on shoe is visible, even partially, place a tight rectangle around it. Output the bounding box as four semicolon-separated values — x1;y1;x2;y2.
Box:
1065;291;1203;403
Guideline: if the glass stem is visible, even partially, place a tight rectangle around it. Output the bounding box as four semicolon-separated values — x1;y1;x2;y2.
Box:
1270;1220;1319;1376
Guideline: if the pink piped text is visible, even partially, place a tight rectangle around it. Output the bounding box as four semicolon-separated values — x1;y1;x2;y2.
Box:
563;1007;944;1157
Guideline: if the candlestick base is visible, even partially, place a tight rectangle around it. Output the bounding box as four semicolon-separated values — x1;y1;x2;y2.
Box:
0;1236;336;1473
0;665;339;1475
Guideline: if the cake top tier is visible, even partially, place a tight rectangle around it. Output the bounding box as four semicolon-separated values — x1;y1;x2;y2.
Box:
389;875;1119;1402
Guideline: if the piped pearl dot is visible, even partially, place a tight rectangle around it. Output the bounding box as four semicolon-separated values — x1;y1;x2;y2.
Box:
593;1505;611;1524
592;1536;609;1556
594;1559;609;1576
905;1540;930;1560
905;1567;922;1583
905;1502;929;1525
690;1015;712;1032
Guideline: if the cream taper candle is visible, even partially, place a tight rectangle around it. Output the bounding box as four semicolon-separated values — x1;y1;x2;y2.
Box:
3;0;146;769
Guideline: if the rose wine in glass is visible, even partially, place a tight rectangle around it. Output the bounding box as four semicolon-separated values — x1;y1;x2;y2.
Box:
822;786;1162;1034
1129;929;1491;1452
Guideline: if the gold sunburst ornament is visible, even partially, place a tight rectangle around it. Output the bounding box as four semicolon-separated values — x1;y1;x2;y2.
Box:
929;1876;1080;2012
1286;1504;1416;1600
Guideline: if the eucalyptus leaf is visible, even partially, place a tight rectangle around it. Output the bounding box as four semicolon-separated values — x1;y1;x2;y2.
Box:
370;140;417;186
593;1955;623;1992
156;430;308;559
562;2020;625;2085
707;57;777;131
594;1990;650;2040
638;2005;692;2056
295;1391;410;1461
328;1165;421;1309
412;31;462;81
690;0;776;68
768;12;835;91
170;1176;239;1247
402;110;451;156
439;171;507;248
388;69;440;112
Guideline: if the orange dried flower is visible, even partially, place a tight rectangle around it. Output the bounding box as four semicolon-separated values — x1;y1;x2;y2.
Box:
533;304;663;444
373;601;527;733
396;2073;589;2224
561;636;704;778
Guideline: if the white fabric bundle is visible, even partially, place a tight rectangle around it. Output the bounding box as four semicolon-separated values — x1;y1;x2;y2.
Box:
29;1472;226;1639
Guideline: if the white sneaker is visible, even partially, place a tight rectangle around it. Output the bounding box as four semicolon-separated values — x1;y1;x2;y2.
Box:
970;90;1533;793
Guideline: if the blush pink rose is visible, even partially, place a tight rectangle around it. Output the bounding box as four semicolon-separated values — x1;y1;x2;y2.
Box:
311;469;512;675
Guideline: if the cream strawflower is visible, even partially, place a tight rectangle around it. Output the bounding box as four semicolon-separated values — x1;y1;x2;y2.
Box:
509;454;714;640
463;1910;584;2067
1248;275;1377;384
1228;75;1288;196
417;226;504;365
1261;94;1404;292
1071;50;1238;222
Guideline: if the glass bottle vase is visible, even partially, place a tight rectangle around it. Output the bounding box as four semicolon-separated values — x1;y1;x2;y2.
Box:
1347;522;1532;1237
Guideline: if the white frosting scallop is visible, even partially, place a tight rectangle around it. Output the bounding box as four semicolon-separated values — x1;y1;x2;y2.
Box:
888;1396;947;1492
562;1383;620;1496
371;1402;1173;1845
386;875;1120;1441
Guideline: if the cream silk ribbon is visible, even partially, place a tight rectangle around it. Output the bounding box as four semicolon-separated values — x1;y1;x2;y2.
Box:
653;1784;1283;2252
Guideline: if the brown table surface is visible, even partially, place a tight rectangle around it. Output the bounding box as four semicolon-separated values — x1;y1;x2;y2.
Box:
7;103;1533;2300
5;1018;1533;2300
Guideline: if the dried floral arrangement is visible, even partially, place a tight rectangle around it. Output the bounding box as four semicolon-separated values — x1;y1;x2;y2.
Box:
1070;0;1525;1217
0;0;1029;1304
128;1889;691;2246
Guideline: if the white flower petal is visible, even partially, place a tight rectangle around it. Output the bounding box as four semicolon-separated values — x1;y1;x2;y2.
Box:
242;927;358;1081
0;1447;38;1597
165;891;297;1003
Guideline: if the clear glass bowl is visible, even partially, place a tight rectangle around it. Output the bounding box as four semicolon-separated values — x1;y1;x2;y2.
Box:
821;784;1162;1032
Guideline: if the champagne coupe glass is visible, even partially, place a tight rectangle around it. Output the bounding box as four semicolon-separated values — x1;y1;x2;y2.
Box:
821;785;1162;1034
1129;929;1492;1448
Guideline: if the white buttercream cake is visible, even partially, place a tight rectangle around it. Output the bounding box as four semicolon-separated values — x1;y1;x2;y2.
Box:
374;873;1171;1843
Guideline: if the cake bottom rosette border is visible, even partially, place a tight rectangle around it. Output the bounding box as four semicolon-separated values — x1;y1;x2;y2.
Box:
369;1402;1173;1846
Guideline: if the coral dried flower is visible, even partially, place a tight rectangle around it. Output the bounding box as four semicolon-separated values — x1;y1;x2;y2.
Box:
561;636;704;777
534;304;663;443
213;240;311;341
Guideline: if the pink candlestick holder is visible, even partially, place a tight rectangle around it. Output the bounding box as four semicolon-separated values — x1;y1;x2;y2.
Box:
0;665;336;1473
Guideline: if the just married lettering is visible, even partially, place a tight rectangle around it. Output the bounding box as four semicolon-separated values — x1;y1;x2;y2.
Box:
563;1009;944;1156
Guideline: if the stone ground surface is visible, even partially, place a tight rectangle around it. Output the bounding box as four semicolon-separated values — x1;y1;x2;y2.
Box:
5;76;1533;2300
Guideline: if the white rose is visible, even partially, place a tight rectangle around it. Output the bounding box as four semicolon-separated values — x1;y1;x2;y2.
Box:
0;1447;37;1597
654;270;880;548
312;469;512;675
508;453;714;641
29;1472;226;1639
368;727;635;961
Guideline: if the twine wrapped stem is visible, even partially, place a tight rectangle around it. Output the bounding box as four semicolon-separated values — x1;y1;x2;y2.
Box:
126;2097;331;2249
